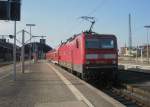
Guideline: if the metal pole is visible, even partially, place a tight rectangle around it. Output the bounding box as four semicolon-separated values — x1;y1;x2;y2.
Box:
26;24;36;70
35;43;37;62
21;29;25;73
41;44;43;59
13;21;17;80
144;26;150;63
146;29;149;63
141;48;143;63
29;26;32;71
136;46;138;63
129;14;132;56
8;0;11;20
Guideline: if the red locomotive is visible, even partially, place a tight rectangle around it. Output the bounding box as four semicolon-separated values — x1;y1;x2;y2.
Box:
46;31;118;81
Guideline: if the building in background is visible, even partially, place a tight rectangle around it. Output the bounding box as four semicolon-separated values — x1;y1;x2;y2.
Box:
0;38;52;62
23;42;52;60
120;45;150;57
0;38;20;62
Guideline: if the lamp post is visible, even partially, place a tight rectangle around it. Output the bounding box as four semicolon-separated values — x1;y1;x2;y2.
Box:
26;24;36;71
140;48;143;63
13;21;17;80
144;25;150;63
21;30;25;73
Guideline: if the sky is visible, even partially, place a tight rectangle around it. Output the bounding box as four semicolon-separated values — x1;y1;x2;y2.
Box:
0;0;150;49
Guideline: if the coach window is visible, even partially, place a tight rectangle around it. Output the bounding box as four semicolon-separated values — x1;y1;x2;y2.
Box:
76;39;79;48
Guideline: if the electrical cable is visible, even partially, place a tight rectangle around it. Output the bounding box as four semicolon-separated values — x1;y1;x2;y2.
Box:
87;0;109;16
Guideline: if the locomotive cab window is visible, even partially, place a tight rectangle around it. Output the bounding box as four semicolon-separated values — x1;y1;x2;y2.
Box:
86;38;115;49
101;39;114;48
76;39;79;48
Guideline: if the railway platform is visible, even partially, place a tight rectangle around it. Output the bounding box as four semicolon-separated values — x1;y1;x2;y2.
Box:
0;61;125;107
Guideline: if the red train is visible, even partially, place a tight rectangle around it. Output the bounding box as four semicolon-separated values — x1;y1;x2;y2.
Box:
46;31;118;81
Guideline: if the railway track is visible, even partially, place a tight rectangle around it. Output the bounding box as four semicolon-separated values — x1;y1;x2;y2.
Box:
75;73;148;107
89;80;149;107
69;72;147;107
103;87;144;107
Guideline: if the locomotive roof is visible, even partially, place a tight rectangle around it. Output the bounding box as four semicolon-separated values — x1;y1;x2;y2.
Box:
60;31;116;46
84;31;116;37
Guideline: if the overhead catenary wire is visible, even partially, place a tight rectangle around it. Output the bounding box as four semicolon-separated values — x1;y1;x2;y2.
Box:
87;0;109;16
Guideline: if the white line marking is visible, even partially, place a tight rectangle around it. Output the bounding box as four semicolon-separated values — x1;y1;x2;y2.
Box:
48;63;94;107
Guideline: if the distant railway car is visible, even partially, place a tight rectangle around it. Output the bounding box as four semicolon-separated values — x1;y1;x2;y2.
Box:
46;31;118;81
46;49;59;64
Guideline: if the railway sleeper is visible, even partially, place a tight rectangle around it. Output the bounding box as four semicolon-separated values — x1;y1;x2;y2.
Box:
112;88;149;107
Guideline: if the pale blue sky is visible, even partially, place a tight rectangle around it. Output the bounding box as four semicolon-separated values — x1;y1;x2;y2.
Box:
0;0;150;49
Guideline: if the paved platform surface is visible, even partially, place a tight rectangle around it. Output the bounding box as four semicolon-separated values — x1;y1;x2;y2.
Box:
0;61;125;107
